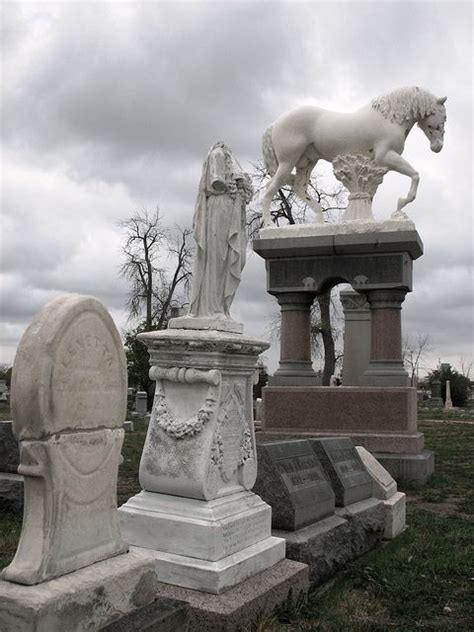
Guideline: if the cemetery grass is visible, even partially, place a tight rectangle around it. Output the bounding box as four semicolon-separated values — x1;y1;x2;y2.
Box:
0;422;473;630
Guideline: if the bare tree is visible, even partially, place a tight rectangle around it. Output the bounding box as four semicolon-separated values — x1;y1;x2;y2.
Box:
403;333;432;384
119;208;192;331
250;161;346;383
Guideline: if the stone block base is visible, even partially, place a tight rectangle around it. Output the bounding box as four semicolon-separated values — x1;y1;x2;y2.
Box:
132;537;286;595
154;559;309;632
373;450;434;486
0;472;23;514
383;492;406;540
274;515;352;585
262;386;420;453
0;551;175;632
335;497;385;557
258;430;424;455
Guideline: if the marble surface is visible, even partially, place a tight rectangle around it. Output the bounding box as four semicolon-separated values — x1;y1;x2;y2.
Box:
3;294;128;585
259;218;416;240
11;294;127;441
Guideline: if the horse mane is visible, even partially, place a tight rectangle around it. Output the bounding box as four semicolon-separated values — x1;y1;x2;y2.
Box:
371;87;440;124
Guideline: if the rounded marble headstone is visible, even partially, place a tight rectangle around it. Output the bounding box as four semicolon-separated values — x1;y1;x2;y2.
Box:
11;294;127;441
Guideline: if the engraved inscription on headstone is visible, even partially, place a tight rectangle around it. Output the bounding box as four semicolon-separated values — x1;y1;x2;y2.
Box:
221;509;269;555
254;440;335;530
309;437;374;507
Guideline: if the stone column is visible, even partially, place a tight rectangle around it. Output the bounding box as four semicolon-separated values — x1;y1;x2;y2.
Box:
270;292;319;386
340;289;371;385
360;289;409;387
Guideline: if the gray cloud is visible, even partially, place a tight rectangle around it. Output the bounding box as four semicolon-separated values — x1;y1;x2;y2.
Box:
1;1;472;374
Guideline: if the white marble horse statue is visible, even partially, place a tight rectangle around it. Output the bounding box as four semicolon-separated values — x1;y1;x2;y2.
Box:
261;86;447;225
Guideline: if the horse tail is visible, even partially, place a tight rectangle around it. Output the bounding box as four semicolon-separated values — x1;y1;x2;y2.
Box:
262;125;278;176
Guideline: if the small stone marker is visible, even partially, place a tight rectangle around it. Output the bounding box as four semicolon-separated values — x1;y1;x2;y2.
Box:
254;440;335;530
3;294;128;585
355;446;406;539
309;437;373;506
135;390;148;417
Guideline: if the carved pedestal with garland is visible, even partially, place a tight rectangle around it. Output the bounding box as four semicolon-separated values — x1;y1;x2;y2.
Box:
118;328;286;594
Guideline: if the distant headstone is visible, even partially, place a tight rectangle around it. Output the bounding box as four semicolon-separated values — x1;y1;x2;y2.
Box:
444;380;453;410
135;390;148;417
3;294;128;585
123;420;134;433
309;437;373;506
254;440;335;530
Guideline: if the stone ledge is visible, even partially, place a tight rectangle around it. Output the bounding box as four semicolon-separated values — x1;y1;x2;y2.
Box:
154;559;309;632
253;224;423;260
0;551;160;632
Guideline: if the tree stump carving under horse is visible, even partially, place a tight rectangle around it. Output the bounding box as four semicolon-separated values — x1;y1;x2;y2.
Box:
261;87;447;226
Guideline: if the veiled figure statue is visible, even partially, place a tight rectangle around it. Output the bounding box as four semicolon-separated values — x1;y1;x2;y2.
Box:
186;142;253;326
261;86;447;225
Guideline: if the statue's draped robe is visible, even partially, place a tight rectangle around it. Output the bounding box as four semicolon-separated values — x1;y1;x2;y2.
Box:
189;145;249;318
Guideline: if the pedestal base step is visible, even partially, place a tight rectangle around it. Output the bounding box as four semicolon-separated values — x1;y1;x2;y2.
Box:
0;550;184;632
132;536;286;595
373;450;434;486
154;559;309;632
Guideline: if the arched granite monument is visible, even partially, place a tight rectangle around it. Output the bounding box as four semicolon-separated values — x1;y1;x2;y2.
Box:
254;87;447;485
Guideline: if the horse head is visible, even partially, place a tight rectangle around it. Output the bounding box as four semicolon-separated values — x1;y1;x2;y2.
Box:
418;96;447;153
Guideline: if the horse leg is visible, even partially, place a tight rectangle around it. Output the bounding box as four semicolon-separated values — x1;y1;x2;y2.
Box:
375;149;420;218
261;163;295;226
294;162;324;223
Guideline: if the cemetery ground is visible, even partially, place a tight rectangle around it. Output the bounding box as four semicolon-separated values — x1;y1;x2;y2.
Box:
1;406;473;630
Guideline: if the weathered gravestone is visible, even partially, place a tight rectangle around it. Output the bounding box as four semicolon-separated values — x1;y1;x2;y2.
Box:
310;437;373;506
3;294;128;585
0;294;188;631
356;446;406;539
254;440;335;530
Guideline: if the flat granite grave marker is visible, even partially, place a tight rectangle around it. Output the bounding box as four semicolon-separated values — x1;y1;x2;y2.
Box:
254;440;335;530
309;437;373;506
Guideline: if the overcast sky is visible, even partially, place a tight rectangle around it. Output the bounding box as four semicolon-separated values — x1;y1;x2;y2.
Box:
1;0;473;376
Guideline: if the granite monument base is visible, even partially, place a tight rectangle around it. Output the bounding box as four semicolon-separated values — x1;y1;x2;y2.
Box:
263;386;419;451
0;550;186;632
335;497;385;557
373;451;435;486
154;559;309;632
274;514;352;585
119;491;285;594
275;498;385;584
